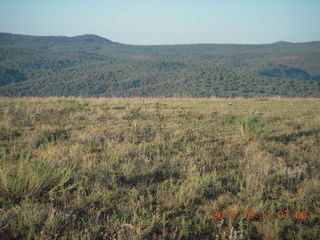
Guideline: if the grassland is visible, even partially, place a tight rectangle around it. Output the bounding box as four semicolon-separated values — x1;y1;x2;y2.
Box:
0;97;319;240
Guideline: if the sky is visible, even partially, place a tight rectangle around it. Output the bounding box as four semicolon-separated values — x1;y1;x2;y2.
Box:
0;0;319;45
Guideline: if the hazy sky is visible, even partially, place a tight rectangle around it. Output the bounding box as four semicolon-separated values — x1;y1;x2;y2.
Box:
0;0;319;45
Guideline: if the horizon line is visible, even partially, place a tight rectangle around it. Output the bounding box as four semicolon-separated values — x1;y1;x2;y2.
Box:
1;31;320;46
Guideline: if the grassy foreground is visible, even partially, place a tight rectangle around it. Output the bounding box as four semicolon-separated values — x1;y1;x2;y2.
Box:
0;97;319;240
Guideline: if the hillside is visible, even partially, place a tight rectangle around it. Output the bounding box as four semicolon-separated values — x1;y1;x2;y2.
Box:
0;97;319;239
0;33;320;97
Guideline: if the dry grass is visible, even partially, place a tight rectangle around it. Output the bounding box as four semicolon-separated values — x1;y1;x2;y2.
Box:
0;97;319;239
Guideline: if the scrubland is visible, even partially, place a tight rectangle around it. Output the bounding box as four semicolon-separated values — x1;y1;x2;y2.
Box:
0;97;319;240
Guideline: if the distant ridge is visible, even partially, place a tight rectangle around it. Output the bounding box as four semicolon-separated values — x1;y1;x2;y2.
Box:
0;32;114;46
0;32;319;98
1;32;320;46
70;34;113;44
272;41;292;45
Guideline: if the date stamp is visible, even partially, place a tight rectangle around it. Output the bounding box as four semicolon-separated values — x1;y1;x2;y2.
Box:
210;210;308;221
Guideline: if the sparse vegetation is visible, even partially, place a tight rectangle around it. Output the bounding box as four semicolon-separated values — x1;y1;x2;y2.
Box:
0;97;319;239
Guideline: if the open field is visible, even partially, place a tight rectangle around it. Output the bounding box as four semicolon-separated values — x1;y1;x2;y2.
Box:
0;97;319;239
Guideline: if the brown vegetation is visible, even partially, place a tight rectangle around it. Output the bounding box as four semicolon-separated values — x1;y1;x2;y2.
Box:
0;97;319;239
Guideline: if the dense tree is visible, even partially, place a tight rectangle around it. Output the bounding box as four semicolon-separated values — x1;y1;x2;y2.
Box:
0;33;320;97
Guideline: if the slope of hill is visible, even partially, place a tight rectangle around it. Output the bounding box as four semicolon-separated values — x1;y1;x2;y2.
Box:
0;32;320;97
1;97;319;239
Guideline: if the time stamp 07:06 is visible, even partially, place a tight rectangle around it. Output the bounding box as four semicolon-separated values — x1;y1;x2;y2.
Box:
210;210;308;221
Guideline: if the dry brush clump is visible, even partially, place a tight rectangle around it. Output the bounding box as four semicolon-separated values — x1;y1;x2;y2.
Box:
240;141;282;201
0;153;78;205
237;116;269;141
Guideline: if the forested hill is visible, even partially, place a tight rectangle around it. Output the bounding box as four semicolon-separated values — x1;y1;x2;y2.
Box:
0;32;320;97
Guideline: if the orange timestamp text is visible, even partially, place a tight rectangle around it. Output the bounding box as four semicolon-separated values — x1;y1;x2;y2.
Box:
210;210;308;221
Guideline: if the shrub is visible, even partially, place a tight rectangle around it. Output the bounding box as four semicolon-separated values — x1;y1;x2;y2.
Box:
237;116;267;140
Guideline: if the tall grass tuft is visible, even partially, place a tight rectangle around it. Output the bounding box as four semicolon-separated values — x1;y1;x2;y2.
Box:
0;153;77;205
237;116;267;140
